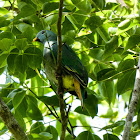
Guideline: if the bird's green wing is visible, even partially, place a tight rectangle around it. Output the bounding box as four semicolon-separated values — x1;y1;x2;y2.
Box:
51;43;88;87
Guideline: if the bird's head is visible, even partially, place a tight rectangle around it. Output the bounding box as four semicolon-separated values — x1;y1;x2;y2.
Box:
33;30;57;45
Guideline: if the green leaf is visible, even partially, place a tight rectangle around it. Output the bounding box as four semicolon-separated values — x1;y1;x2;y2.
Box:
39;132;53;140
71;0;92;14
76;131;94;140
124;35;140;51
0;83;14;97
30;122;45;133
66;10;87;29
118;59;135;72
45;125;58;140
0;7;9;15
62;16;75;34
16;97;27;118
8;88;23;98
17;23;34;41
85;15;102;31
117;69;136;95
26;95;43;120
15;38;28;50
0;31;15;42
0;38;12;51
44;14;58;26
0;17;10;28
93;0;105;9
0;51;9;68
15;55;28;74
42;2;59;14
0;66;5;75
103;36;118;59
38;95;59;107
97;68;118;81
24;47;42;69
7;48;19;73
65;135;74;140
101;120;125;130
103;133;119;140
74;106;90;116
13;90;26;110
84;94;98;118
96;25;110;42
26;67;37;79
118;19;131;29
16;4;36;18
89;48;104;60
14;110;26;131
98;81;115;105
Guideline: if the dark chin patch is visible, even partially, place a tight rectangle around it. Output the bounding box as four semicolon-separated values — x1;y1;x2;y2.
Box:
36;38;41;42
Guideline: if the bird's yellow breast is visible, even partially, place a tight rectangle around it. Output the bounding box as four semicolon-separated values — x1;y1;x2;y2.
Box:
62;75;75;91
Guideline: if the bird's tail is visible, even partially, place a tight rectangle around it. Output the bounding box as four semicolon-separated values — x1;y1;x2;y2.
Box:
74;79;86;108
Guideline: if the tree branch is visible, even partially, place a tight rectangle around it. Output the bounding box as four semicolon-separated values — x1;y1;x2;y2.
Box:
122;53;140;140
0;98;28;140
57;0;68;140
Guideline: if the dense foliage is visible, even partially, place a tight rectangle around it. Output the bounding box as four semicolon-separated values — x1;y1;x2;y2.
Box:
0;0;140;139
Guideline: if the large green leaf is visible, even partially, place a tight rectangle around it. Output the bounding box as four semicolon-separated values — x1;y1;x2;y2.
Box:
0;31;15;42
118;59;135;72
26;95;43;120
76;131;97;140
24;47;42;69
7;48;19;73
17;23;34;41
30;122;45;133
71;0;92;14
84;94;98;118
0;38;12;51
98;81;115;105
0;17;10;28
45;125;58;140
14;110;26;131
117;69;136;95
97;68;118;81
15;55;28;74
124;35;140;51
38;95;59;107
103;133;119;140
101;120;125;130
13;90;26;110
0;7;9;15
85;15;103;31
15;38;28;50
93;0;105;9
16;3;36;19
39;132;53;140
0;51;9;68
42;2;59;14
74;106;90;116
103;36;118;59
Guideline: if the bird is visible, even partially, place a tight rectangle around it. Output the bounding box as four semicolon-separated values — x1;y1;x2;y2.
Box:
33;30;88;107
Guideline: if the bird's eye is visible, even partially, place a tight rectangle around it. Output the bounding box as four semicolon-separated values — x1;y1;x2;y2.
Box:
42;30;45;34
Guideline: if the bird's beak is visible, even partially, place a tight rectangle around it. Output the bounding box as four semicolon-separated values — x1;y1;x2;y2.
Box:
33;37;38;42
